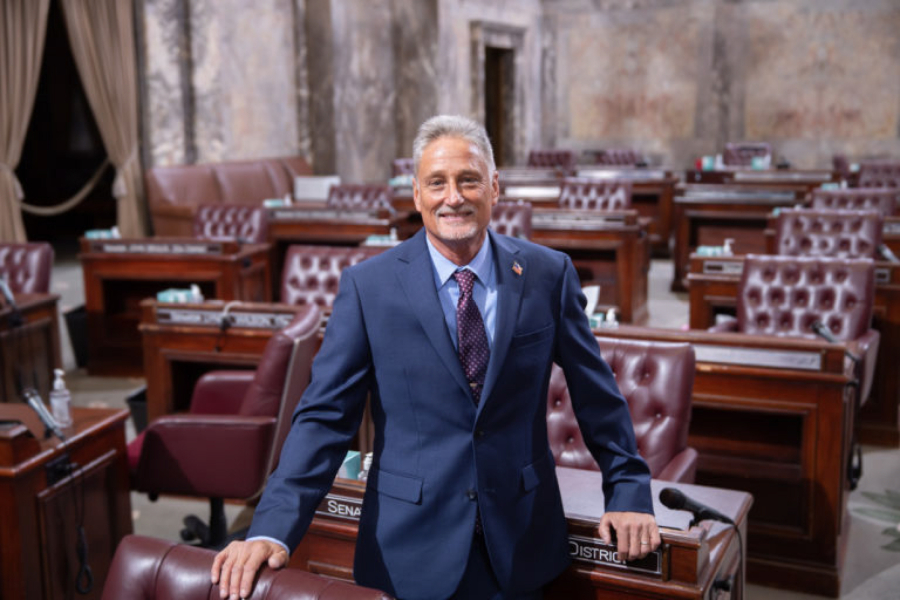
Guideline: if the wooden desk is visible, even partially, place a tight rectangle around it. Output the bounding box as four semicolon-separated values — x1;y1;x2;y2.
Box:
289;471;751;600
80;238;271;377
592;325;854;596
687;254;900;447
138;299;314;422
685;168;837;192
532;209;649;324
0;405;132;599
1;293;62;404
671;185;807;291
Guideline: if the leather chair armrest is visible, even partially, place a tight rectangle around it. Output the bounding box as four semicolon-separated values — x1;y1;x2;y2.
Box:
135;415;275;498
846;329;880;407
654;447;698;484
189;370;255;415
707;317;738;333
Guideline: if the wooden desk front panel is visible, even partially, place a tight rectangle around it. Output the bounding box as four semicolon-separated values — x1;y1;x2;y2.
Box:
81;244;271;376
0;294;62;404
593;326;852;596
0;407;132;600
688;257;900;447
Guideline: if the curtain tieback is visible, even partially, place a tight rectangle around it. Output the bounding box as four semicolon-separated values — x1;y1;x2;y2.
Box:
0;163;25;200
112;148;139;199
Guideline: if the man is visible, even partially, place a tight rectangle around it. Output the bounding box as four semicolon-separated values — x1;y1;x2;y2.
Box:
212;115;660;600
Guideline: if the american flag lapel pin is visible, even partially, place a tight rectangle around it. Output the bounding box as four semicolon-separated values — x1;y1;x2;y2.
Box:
512;261;523;276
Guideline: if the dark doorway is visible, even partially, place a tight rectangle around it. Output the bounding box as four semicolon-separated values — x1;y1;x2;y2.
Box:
484;46;514;167
18;0;115;244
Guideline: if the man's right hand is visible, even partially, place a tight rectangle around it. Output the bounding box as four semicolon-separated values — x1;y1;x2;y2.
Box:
211;539;288;599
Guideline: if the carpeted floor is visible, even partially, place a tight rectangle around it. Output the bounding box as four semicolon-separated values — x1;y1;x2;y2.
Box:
50;246;899;599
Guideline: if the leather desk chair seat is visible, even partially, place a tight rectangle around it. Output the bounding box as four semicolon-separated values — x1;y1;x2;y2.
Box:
0;242;53;294
327;184;393;211
810;188;898;217
774;208;883;260
281;245;384;307
392;158;415;177
723;142;771;167
102;535;394;599
128;307;321;547
547;338;698;483
558;178;633;211
527;149;576;174
593;148;645;166
858;161;900;189
193;204;269;243
491;201;533;240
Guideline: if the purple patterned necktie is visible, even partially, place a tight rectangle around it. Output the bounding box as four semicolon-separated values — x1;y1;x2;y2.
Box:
453;269;490;405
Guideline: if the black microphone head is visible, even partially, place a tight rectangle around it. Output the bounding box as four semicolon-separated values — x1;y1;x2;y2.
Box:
659;487;686;510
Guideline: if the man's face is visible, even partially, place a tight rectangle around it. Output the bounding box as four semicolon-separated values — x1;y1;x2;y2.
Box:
412;136;499;261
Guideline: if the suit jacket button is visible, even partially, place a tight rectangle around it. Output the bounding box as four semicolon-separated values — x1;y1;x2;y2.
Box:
466;489;478;500
475;430;485;438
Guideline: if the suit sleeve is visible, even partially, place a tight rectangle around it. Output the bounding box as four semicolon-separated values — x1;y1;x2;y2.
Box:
248;269;372;550
553;256;654;515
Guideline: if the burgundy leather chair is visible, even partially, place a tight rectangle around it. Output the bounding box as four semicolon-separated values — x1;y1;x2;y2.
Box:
547;338;698;483
858;161;900;188
491;201;532;240
392;158;415;177
527;149;577;174
592;148;645;166
102;535;394;600
723;142;771;167
773;209;883;260
192;204;269;244
0;242;53;294
558;178;632;211
810;188;898;217
128;307;321;547
326;184;393;211
280;245;385;308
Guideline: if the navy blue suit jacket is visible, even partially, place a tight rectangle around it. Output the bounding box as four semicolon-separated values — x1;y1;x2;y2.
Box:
249;229;652;599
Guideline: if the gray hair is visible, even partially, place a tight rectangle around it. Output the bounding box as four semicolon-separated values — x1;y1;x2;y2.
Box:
412;115;496;177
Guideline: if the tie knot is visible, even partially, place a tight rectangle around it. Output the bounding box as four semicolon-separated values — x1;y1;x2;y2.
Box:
453;269;476;295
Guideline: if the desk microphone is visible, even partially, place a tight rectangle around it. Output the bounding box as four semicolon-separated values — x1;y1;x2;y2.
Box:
811;321;859;365
23;388;66;441
0;277;23;327
659;488;734;526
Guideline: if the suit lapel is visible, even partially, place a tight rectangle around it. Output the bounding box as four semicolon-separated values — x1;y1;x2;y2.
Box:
395;230;472;398
479;230;525;411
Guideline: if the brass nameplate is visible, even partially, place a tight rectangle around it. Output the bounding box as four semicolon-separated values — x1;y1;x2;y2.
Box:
680;190;796;201
156;308;294;329
269;209;380;221
504;186;560;199
316;493;363;521
90;241;222;255
694;344;822;370
568;534;662;576
702;260;744;275
576;169;666;181
733;171;830;182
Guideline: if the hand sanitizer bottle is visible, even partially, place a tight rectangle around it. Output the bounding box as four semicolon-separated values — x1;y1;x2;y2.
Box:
49;369;73;427
358;452;374;482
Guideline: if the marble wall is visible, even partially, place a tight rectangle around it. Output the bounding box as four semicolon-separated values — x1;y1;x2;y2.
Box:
544;0;900;168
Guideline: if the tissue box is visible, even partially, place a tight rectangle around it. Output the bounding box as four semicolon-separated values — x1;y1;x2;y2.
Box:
337;450;361;480
157;285;204;304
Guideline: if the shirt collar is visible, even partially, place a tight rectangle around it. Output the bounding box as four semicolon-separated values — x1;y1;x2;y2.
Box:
425;232;493;287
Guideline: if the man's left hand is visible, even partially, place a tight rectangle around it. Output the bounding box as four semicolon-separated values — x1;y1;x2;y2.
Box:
597;511;660;561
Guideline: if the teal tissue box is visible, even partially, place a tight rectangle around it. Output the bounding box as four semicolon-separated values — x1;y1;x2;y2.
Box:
338;450;361;480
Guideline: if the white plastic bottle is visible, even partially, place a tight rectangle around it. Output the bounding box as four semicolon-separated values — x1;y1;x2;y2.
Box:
358;452;374;482
49;369;73;427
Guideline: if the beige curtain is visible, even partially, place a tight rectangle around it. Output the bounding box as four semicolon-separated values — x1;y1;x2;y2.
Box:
0;0;50;242
61;0;146;237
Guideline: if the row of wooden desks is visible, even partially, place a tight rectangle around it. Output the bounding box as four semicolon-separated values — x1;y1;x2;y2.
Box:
291;470;752;600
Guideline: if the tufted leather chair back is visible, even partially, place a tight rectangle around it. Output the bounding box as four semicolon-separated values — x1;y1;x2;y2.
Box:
0;242;53;294
810;188;898;217
102;535;395;600
723;142;771;167
736;254;874;340
858;161;900;188
546;339;696;481
192;204;269;243
392;158;415;177
558;178;632;211
594;148;644;166
527;149;576;173
327;184;393;211
774;208;882;259
491;201;532;239
281;245;385;308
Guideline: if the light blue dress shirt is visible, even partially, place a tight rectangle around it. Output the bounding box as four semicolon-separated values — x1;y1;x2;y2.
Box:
424;233;497;349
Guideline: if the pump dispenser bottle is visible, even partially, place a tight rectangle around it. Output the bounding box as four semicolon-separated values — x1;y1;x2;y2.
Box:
49;369;73;427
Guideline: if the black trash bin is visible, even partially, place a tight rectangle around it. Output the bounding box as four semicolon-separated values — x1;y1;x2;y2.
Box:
126;385;148;434
63;305;88;369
